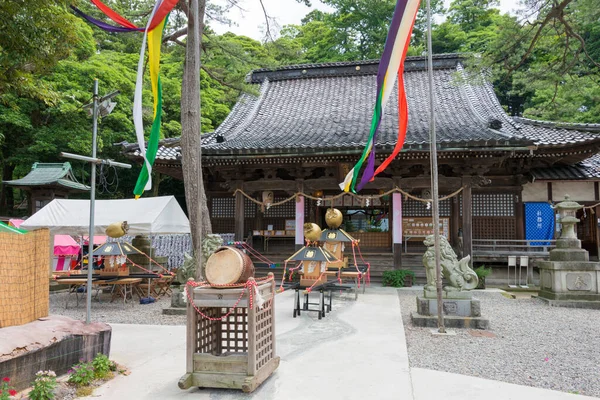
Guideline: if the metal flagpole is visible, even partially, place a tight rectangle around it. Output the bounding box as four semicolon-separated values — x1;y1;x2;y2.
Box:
62;79;127;324
85;79;99;325
426;0;445;333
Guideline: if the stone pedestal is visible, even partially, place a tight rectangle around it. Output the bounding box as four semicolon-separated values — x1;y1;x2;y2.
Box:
537;196;600;309
411;290;490;329
162;288;187;315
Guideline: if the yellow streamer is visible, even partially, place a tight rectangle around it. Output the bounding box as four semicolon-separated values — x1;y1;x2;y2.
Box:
147;18;166;117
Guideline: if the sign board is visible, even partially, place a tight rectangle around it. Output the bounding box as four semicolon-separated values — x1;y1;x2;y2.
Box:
402;217;450;239
285;219;296;231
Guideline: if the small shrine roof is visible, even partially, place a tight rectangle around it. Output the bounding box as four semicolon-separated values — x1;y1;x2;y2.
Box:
3;162;90;191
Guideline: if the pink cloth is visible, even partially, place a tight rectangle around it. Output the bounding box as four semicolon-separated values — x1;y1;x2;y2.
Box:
8;219;24;228
83;235;107;245
55;257;67;271
54;235;81;256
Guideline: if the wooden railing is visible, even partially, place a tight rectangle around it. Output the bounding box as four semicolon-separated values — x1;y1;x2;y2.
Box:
473;239;556;258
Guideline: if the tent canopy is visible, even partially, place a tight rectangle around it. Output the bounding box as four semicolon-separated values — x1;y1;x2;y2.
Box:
54;235;80;256
21;196;190;235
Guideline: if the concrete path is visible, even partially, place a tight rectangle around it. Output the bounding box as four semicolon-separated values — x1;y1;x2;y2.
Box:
84;287;597;400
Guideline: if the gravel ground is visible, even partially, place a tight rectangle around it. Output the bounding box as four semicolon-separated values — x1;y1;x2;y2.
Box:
49;290;186;326
398;288;600;398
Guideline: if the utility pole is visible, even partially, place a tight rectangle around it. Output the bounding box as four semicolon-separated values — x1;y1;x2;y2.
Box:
426;0;445;333
61;79;130;324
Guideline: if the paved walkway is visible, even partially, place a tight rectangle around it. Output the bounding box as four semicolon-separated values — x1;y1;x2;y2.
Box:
84;288;596;400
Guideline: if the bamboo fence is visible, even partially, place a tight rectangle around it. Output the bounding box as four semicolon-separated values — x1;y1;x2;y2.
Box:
0;229;50;328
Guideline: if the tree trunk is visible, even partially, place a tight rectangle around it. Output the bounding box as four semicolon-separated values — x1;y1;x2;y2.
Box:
180;0;212;280
0;163;15;215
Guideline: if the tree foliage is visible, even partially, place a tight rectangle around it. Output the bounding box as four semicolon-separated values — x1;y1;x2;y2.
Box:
0;0;597;216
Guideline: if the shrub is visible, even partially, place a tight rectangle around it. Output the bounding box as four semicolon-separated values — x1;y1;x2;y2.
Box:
67;361;95;387
29;371;57;400
75;387;93;397
382;270;415;287
92;354;116;380
474;265;492;280
0;377;17;399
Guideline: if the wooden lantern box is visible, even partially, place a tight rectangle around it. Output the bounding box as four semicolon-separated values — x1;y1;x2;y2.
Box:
179;277;279;393
300;260;328;287
99;266;129;276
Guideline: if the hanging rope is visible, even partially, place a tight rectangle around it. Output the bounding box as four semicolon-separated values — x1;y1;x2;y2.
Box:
235;241;275;265
583;202;600;211
128;243;175;276
353;241;371;286
232;186;465;210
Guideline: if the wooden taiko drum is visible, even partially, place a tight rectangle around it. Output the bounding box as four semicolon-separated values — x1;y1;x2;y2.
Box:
205;246;255;286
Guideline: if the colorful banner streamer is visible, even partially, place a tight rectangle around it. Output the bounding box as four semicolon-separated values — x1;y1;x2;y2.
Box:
73;0;179;198
89;0;139;29
133;15;168;197
340;0;420;193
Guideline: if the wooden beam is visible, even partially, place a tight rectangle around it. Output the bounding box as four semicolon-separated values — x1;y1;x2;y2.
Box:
547;182;553;202
515;191;525;240
398;176;462;190
304;177;394;191
461;178;472;265
242;180;297;192
234;182;244;241
451;196;459;248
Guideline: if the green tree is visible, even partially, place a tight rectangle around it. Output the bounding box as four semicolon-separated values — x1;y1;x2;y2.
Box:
0;1;94;102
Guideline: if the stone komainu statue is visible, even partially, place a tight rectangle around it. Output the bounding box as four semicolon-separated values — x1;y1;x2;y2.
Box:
422;235;478;291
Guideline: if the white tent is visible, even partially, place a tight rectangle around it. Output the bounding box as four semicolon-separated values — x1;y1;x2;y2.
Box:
21;196;190;235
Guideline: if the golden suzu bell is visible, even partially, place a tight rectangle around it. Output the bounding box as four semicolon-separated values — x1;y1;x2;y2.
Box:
105;221;129;238
303;223;322;242
325;208;343;229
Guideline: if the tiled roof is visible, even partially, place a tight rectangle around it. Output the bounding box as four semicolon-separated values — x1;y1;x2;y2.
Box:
3;162;90;191
511;117;600;146
200;55;538;155
122;54;600;160
531;153;600;180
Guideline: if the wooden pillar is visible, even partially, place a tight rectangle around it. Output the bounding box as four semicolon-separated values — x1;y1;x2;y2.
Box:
461;178;472;265
295;196;305;250
234;182;244;241
451;195;460;248
392;192;402;269
515;190;525;240
255;204;264;230
595;183;600;259
295;180;305;250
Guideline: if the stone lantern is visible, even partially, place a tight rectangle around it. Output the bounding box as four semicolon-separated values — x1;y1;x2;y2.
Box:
550;195;587;262
537;195;600;307
556;195;583;242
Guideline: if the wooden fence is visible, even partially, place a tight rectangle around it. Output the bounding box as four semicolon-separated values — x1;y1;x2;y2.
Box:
473;239;556;261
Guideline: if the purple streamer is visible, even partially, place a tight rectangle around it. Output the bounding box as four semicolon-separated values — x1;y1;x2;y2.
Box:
356;0;409;192
71;6;143;33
